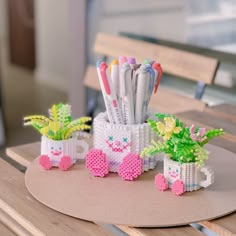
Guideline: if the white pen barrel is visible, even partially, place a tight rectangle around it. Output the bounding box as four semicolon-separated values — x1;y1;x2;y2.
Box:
111;65;119;97
125;69;135;124
135;71;147;124
120;63;135;124
96;67;115;124
105;68;123;124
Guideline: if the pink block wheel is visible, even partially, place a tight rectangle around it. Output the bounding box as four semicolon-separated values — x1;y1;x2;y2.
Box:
172;179;185;196
58;156;73;171
86;149;109;177
118;153;142;181
39;155;52;170
155;173;168;191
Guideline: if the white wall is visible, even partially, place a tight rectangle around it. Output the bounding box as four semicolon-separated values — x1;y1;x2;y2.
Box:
68;0;86;117
87;0;186;65
35;0;69;91
100;0;186;42
34;0;186;115
0;0;7;39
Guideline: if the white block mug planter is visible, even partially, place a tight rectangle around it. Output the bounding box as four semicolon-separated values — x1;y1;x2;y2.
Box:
39;135;89;171
86;112;159;180
155;156;214;195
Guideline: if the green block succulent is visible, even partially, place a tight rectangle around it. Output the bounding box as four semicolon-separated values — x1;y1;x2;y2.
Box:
141;113;224;166
24;103;91;140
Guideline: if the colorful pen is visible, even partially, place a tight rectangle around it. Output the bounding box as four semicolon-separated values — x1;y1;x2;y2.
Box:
99;62;123;124
96;61;115;123
97;57;162;125
145;64;155;103
119;56;127;65
120;62;135;124
110;59;120;97
135;65;150;124
152;62;163;93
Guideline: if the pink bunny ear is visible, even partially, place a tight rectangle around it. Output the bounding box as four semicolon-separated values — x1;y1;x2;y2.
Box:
190;125;195;134
199;128;206;136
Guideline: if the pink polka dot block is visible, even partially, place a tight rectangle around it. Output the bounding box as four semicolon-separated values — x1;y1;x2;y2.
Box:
58;156;73;171
39;155;52;170
86;149;109;177
155;173;168;191
172;180;185;196
118;153;142;181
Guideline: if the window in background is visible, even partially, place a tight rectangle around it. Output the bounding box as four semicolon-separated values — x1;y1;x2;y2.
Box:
187;0;236;53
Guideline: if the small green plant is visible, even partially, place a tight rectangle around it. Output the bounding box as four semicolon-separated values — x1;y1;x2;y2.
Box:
141;113;224;166
24;103;91;140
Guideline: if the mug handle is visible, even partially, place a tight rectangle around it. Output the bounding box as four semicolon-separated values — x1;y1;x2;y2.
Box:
76;139;89;159
199;166;214;188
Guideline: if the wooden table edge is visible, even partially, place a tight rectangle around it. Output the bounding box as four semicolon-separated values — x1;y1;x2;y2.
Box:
4;143;210;236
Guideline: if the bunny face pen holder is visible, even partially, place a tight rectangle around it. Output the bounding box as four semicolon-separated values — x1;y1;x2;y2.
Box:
86;112;159;181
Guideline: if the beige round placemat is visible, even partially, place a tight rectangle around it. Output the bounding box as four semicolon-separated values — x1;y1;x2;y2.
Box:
25;144;236;227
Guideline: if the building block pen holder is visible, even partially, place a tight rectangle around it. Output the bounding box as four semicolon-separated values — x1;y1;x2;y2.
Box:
86;112;159;181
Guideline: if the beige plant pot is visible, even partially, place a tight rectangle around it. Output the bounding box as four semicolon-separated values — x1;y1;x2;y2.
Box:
164;156;214;192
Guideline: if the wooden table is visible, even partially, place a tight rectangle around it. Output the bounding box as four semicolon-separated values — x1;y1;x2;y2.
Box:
2;104;236;236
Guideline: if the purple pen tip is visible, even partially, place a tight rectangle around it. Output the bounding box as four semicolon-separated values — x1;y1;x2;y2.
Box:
119;56;127;64
128;57;136;64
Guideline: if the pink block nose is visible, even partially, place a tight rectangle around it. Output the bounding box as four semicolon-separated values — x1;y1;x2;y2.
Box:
115;140;121;146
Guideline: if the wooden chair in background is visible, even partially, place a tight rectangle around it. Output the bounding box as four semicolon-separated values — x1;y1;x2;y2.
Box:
84;32;219;116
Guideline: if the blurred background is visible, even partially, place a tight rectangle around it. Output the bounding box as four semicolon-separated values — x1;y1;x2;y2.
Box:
0;0;235;156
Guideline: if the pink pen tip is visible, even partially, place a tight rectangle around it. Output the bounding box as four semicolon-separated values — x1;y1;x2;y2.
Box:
152;62;160;67
128;57;136;64
100;62;108;69
119;56;127;65
152;62;163;93
99;62;110;95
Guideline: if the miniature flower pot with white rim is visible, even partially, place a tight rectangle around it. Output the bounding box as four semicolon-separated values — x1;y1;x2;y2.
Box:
86;112;159;180
155;156;214;195
39;135;89;171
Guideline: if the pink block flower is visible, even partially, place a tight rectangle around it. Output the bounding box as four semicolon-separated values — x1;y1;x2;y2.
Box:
190;125;206;142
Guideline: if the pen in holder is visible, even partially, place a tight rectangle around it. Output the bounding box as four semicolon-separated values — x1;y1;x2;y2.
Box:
86;112;159;181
